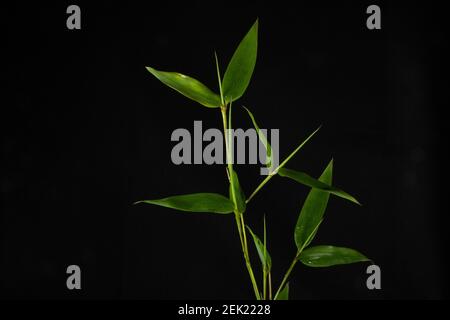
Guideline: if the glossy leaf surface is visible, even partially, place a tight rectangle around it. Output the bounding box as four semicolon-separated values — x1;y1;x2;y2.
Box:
136;193;234;214
299;245;370;267
146;66;221;108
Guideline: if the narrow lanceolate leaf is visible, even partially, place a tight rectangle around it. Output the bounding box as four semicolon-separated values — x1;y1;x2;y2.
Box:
278;168;360;205
276;126;321;173
229;169;246;213
295;160;333;251
275;283;289;300
246;226;272;271
222;19;258;103
214;52;225;105
243;106;272;167
135;193;234;214
246;126;321;204
299;245;370;267
145;67;221;108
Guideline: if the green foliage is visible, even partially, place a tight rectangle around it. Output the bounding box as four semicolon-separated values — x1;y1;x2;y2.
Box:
299;246;370;267
243;106;272;167
278;167;360;205
222;20;258;103
229;169;246;214
247;225;272;271
275;283;289;300
295;160;333;251
145;67;221;108
135;193;234;214
138;19;370;300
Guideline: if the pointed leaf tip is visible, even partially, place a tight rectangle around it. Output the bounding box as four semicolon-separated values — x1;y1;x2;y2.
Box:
246;225;272;270
294;160;333;251
278;164;360;205
222;20;258;103
299;245;370;267
136;193;234;214
275;283;289;300
145;66;221;108
243;106;272;167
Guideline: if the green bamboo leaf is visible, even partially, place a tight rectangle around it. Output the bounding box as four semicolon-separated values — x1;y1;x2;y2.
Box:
214;52;225;105
295;160;333;251
278;168;360;205
135;193;234;214
246;126;321;204
275;283;289;300
229;169;246;213
145;66;221;108
246;225;272;271
276;126;321;172
299;245;370;267
222;19;258;103
243;106;272;167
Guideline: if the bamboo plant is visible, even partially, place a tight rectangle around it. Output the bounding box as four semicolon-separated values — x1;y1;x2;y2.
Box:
136;19;370;300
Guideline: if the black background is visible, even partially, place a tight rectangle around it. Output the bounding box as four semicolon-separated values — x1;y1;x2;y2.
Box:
2;1;447;299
